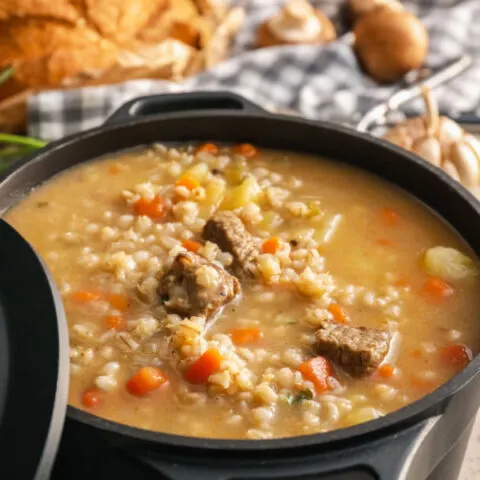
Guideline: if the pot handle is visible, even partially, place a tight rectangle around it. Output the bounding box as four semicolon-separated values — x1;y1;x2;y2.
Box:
127;417;439;480
105;91;266;125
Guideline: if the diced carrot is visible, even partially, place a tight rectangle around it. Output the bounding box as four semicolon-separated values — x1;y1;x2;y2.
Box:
232;143;258;158
261;236;280;254
423;277;454;299
184;349;223;384
126;367;168;397
182;239;202;253
134;195;167;219
377;364;395;378
376;238;393;247
71;291;101;302
298;356;333;393
108;165;120;175
328;304;350;324
380;207;399;226
176;174;200;191
106;315;124;330
105;293;129;312
195;142;218;155
440;344;472;371
82;388;104;408
231;327;262;345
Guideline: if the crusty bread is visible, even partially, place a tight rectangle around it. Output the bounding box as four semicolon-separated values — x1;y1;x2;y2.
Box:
0;0;242;132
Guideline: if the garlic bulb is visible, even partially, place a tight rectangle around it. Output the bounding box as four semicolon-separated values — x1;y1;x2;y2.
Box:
384;87;480;192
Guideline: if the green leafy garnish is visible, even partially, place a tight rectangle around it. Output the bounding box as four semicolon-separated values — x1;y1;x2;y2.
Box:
0;133;47;150
160;295;169;303
288;389;314;405
0;133;47;170
0;66;14;86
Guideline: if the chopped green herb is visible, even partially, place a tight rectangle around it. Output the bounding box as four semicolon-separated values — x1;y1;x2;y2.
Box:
288;389;314;405
0;133;48;169
0;66;14;86
160;295;169;303
0;133;47;150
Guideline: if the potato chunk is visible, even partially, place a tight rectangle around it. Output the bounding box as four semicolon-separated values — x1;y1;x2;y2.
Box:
423;246;478;280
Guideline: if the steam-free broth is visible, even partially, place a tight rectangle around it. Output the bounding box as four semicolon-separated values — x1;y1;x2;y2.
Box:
6;143;479;439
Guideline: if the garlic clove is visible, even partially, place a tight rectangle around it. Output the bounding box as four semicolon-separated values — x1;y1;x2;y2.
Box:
438;117;465;146
383;126;412;149
412;136;442;167
449;141;480;187
442;161;461;182
470;186;480;199
463;134;480;162
383;117;427;149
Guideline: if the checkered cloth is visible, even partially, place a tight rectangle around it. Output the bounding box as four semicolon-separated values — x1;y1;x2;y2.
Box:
28;0;480;141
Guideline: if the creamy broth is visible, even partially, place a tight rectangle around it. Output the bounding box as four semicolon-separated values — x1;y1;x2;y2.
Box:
6;144;480;439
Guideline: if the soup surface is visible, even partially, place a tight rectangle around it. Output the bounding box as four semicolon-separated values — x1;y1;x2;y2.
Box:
6;143;480;439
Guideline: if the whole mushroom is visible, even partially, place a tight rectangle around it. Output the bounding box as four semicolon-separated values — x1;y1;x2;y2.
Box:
384;87;480;192
347;0;403;23
256;0;336;48
354;6;428;83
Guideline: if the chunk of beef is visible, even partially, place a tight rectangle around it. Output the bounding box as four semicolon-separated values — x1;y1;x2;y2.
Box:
157;252;241;321
202;211;258;278
315;323;391;378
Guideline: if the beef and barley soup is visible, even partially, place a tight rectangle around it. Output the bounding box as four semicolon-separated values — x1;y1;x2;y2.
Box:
5;143;480;440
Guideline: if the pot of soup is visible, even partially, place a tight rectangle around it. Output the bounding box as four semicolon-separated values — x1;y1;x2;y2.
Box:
1;92;479;480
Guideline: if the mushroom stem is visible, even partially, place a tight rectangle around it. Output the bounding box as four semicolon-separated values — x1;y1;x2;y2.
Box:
421;86;440;137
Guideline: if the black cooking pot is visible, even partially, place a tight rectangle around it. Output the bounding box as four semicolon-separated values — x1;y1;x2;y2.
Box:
1;92;479;480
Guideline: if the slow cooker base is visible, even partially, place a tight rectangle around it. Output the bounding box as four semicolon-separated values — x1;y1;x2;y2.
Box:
426;417;474;480
51;417;474;480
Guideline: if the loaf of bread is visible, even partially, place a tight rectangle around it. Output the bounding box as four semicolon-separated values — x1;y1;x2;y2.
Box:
0;0;244;132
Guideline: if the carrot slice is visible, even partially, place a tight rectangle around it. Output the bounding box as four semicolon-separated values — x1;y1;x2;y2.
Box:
71;291;101;302
232;143;258;158
231;327;262;345
72;290;129;312
440;344;472;371
176;174;200;191
298;356;333;393
184;349;223;384
106;315;124;330
134;195;167;219
105;293;129;312
126;367;168;397
195;142;218;155
182;239;202;253
261;236;280;254
423;277;454;299
82;388;104;408
380;207;399;226
328;304;350;324
377;364;395;378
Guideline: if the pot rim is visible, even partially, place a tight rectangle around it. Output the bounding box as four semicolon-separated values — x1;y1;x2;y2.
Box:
4;109;480;451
